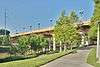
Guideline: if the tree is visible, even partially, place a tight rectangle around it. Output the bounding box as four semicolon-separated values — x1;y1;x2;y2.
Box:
88;23;97;39
69;11;79;23
54;11;81;51
3;35;10;46
0;36;3;45
0;29;10;46
88;0;100;40
30;35;38;52
91;0;100;22
0;35;10;46
0;29;10;35
17;36;30;55
29;35;48;54
54;12;67;51
39;35;48;52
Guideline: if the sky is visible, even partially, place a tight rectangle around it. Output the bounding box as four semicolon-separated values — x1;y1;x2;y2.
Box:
0;0;94;34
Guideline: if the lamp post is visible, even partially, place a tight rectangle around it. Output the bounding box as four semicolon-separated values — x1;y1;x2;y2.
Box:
97;21;100;59
29;25;32;31
79;9;84;23
4;9;7;36
48;19;53;51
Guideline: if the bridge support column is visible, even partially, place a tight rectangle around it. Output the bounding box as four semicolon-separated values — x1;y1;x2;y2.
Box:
81;35;85;46
48;38;51;51
79;32;85;47
60;41;62;52
52;34;56;51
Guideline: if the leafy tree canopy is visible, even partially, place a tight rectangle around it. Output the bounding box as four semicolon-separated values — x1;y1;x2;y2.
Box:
92;0;100;22
54;11;81;47
0;29;10;35
88;0;100;39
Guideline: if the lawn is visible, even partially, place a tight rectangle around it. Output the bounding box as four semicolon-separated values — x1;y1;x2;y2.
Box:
87;48;100;67
0;50;75;67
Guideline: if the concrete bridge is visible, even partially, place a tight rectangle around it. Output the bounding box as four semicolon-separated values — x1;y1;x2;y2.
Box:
10;21;91;51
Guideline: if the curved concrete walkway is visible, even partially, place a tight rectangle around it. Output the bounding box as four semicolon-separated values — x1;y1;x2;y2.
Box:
41;50;93;67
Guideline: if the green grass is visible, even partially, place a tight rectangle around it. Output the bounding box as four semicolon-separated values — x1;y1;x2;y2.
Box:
87;48;100;67
0;50;74;67
95;63;100;67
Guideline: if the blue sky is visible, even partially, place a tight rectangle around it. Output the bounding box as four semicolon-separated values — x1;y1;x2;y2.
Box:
0;0;94;34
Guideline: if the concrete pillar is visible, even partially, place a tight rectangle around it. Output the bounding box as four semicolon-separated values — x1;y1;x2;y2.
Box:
60;41;62;52
97;22;100;59
64;44;66;51
81;34;85;46
42;47;45;52
48;38;51;51
85;40;89;46
52;34;56;51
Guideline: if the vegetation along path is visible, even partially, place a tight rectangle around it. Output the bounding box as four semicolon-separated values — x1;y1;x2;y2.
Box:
41;49;93;67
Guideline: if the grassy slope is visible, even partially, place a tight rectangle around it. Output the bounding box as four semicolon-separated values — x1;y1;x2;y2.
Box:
87;48;96;65
87;48;100;67
0;50;73;67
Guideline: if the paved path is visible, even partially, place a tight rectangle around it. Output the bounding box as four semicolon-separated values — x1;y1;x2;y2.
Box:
41;50;93;67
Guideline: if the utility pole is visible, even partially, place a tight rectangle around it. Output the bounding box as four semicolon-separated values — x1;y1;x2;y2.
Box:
4;9;7;36
2;9;7;45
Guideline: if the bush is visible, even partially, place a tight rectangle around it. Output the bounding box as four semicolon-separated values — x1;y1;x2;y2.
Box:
0;46;10;53
0;56;26;63
87;48;96;65
0;54;37;63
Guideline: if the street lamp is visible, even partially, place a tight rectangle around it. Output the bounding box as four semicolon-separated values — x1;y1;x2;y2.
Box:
97;21;100;59
32;18;39;30
23;27;26;32
50;19;53;27
29;25;32;32
37;22;40;29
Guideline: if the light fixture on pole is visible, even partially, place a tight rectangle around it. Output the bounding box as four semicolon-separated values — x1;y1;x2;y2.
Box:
29;25;32;31
37;22;40;29
50;19;53;27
